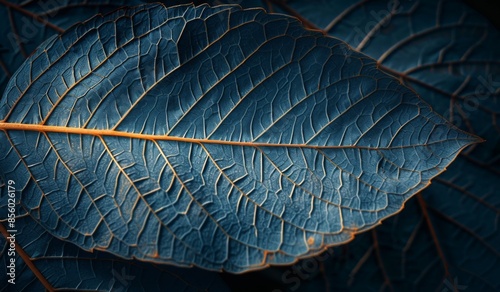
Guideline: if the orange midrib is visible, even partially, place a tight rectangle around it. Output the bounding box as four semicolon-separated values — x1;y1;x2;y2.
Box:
0;121;339;149
0;122;475;150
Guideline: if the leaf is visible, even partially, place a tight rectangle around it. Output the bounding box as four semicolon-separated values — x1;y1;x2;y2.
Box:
0;0;143;96
207;0;500;289
0;3;476;274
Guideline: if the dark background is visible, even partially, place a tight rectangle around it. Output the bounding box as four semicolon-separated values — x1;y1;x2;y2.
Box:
465;0;500;29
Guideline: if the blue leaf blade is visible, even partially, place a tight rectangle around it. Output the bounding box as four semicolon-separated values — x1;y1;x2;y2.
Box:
0;3;478;273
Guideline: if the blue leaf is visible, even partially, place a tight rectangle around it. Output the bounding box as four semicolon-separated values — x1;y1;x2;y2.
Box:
0;3;477;274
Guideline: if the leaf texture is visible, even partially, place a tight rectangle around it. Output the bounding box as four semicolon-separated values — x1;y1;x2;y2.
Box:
0;3;477;273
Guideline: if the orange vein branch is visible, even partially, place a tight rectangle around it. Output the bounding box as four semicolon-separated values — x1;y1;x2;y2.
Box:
0;223;55;291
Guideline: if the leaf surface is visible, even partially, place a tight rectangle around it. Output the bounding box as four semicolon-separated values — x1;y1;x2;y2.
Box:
0;3;476;273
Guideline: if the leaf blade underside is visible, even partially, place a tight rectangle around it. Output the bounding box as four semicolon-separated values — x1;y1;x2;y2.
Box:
0;3;477;273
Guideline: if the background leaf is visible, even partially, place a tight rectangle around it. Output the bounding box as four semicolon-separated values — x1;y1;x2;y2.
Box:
0;0;143;95
0;2;475;277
